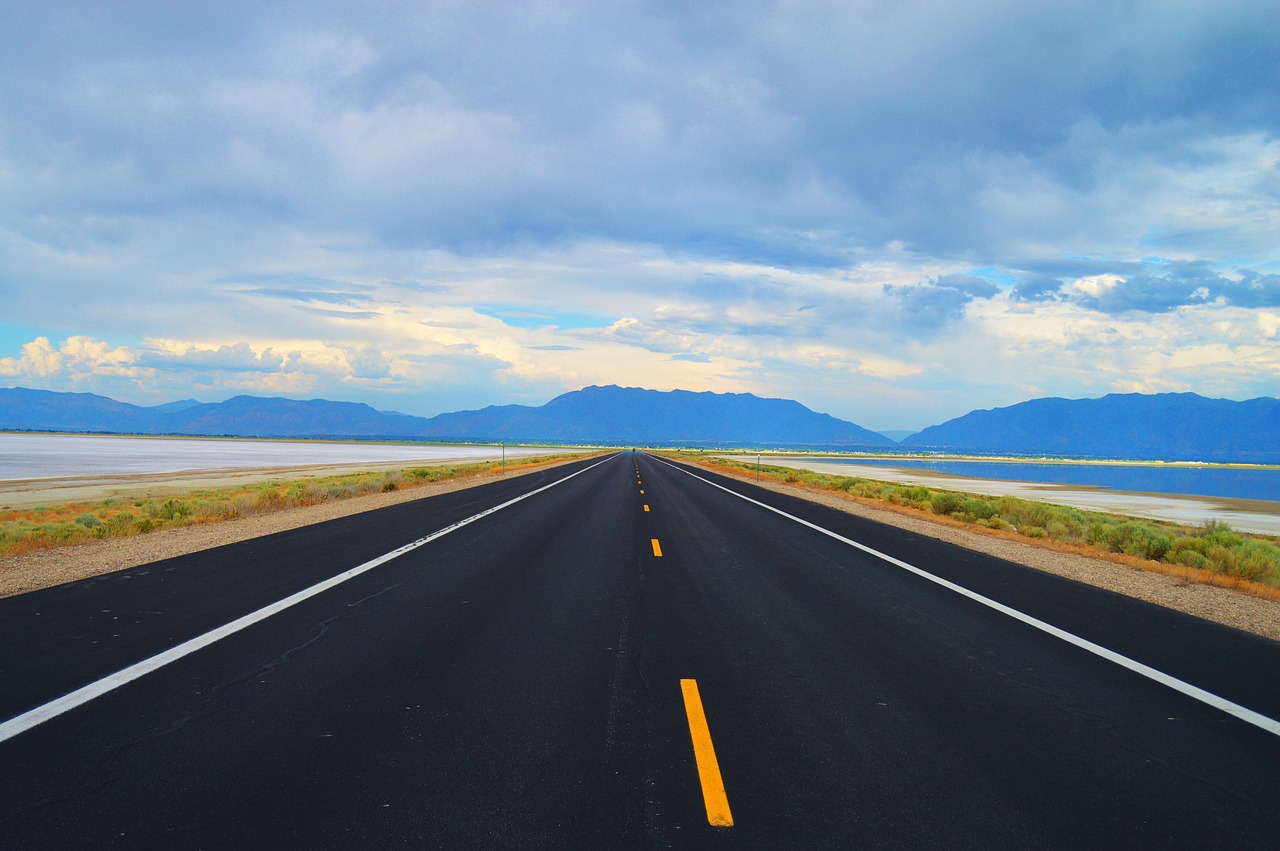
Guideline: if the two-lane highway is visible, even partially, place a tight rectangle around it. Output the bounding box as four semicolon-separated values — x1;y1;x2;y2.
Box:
1;452;1277;847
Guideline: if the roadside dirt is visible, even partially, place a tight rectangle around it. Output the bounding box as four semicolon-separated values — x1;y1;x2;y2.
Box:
0;458;585;600
681;459;1279;642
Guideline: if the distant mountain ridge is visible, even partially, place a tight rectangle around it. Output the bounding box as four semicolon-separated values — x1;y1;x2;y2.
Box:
0;385;892;448
4;386;1276;460
902;392;1280;463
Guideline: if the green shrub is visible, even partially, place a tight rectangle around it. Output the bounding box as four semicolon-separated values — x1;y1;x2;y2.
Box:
698;455;1280;588
255;489;287;511
154;499;191;521
929;492;966;515
1095;521;1172;561
1175;550;1212;570
963;498;997;520
94;513;137;538
74;513;102;529
853;481;884;499
1208;540;1280;583
193;499;238;521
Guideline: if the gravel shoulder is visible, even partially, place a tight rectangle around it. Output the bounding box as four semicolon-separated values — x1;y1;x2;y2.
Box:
0;458;585;600
2;453;1276;643
680;459;1280;642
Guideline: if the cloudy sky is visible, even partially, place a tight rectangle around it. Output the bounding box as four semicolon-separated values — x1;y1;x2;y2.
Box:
1;1;1277;432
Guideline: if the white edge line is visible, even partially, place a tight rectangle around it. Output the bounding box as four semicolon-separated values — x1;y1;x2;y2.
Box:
0;454;616;744
653;455;1280;738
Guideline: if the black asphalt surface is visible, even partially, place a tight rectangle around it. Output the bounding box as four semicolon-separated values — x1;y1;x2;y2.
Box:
0;451;1277;848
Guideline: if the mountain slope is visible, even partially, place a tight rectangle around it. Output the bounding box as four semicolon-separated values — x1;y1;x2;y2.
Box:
164;396;423;438
416;385;894;445
902;392;1280;462
0;385;892;447
0;387;166;433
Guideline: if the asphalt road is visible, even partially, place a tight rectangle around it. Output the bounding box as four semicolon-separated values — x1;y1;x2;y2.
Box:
1;452;1277;848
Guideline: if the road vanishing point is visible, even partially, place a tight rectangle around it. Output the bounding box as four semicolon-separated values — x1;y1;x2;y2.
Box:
1;452;1277;848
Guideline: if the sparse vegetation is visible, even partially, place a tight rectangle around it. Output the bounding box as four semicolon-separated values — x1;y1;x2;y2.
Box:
673;452;1280;596
0;453;581;558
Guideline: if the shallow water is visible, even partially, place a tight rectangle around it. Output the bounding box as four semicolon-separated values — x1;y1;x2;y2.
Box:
784;456;1280;502
723;454;1280;535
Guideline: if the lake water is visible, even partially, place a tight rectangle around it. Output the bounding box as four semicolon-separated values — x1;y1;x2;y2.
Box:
811;457;1280;503
0;433;563;481
727;454;1280;534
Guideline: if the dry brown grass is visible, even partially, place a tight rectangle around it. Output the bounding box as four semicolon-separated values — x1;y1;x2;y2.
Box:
0;453;588;559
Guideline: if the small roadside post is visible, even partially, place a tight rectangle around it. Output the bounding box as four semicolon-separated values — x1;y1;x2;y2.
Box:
502;443;505;475
757;453;760;481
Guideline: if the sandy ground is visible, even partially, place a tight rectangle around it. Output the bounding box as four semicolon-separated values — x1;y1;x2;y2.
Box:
1;453;1276;642
0;451;586;511
722;455;1280;536
0;457;589;599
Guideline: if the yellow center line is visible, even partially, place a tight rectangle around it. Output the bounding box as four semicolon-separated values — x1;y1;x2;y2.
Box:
680;679;734;828
651;538;663;557
643;505;650;512
640;489;644;494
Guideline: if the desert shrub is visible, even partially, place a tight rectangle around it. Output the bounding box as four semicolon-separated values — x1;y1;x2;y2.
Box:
904;486;931;504
1207;540;1280;583
1094;521;1172;561
254;488;287;511
94;513;137;538
1021;525;1048;538
1199;522;1244;550
1010;500;1055;530
193;499;238;521
885;485;930;508
152;499;191;522
929;492;966;515
74;513;102;529
382;481;398;492
963;498;997;520
1174;549;1212;570
32;522;78;542
852;481;884;499
232;493;262;517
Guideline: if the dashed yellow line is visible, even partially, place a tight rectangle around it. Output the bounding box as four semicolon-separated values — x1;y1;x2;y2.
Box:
680;679;734;828
643;505;650;512
651;538;663;557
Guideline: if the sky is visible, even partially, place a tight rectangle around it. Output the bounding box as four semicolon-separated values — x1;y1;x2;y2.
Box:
1;1;1277;432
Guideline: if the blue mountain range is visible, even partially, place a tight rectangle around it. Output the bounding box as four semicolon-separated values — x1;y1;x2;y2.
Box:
902;392;1280;463
0;385;892;449
3;385;1276;461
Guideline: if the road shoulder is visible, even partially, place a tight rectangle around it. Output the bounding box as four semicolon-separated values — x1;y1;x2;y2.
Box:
0;458;586;600
669;457;1280;643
